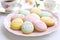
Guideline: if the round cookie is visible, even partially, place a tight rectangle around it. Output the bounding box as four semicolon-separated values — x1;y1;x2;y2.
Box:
39;11;52;17
19;9;30;16
41;17;55;27
34;20;47;32
11;18;23;30
30;8;40;14
21;21;34;34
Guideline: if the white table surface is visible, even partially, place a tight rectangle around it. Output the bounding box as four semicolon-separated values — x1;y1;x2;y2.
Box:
0;0;60;40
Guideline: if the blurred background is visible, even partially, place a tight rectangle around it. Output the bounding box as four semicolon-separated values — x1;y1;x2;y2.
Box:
0;0;60;13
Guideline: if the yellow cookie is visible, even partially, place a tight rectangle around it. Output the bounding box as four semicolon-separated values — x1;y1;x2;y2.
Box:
11;18;23;30
41;17;55;27
30;8;40;14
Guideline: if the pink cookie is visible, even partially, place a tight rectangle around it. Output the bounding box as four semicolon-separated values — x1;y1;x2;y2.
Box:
30;14;40;20
24;14;40;23
10;14;25;20
34;20;47;32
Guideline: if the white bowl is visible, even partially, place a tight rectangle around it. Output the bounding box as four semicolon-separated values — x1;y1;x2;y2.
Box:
4;10;59;37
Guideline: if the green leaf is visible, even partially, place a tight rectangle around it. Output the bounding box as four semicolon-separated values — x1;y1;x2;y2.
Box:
35;2;40;7
36;4;40;7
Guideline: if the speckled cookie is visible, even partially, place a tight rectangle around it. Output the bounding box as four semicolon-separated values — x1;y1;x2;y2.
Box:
21;21;34;34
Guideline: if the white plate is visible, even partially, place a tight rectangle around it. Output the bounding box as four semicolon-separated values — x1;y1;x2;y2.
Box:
3;10;59;37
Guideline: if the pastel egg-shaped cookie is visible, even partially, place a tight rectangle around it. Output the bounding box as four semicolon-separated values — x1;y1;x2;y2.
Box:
34;20;47;32
41;17;55;27
39;11;52;17
11;18;23;30
19;9;30;16
30;8;40;14
11;14;25;20
24;14;40;23
21;21;34;34
30;14;40;20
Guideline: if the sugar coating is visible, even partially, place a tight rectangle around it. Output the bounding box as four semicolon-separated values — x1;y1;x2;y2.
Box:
41;17;55;27
24;14;40;23
34;20;47;32
19;9;30;16
22;21;34;34
30;8;40;14
39;11;52;17
11;18;23;30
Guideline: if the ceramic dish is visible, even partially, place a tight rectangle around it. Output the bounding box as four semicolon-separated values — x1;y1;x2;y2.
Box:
3;10;59;37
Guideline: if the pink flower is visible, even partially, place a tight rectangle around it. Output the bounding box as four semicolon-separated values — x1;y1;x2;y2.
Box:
4;4;9;8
